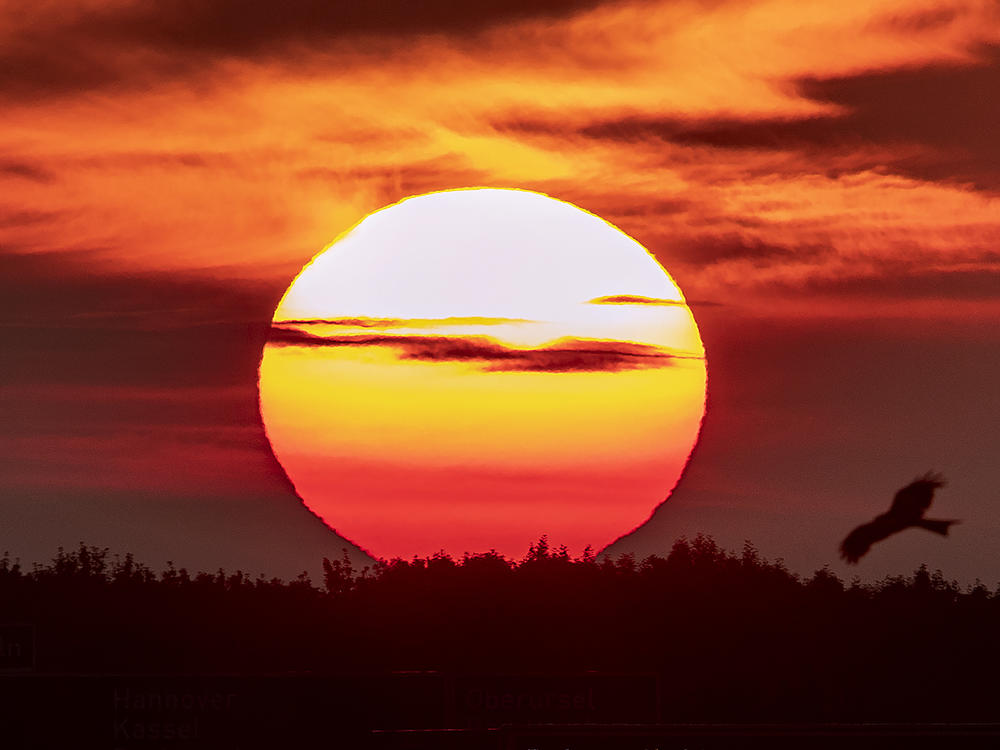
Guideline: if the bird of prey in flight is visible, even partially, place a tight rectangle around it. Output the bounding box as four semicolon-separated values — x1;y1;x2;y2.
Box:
840;472;958;564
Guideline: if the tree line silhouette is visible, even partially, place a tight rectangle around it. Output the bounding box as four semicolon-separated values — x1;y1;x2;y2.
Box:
1;535;998;721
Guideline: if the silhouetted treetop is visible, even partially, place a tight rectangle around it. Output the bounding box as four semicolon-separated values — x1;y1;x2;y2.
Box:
1;537;999;722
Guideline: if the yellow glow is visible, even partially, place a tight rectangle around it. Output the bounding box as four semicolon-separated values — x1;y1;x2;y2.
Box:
260;346;705;470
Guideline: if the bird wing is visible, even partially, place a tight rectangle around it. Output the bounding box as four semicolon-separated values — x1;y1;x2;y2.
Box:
888;472;945;517
839;516;896;563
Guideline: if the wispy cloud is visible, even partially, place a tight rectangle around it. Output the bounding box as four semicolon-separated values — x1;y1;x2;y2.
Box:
0;158;56;182
1;0;998;318
277;316;534;328
588;295;685;306
267;325;694;372
0;0;608;102
577;45;1000;192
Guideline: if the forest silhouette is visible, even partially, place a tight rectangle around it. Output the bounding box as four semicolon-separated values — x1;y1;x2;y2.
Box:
1;535;998;726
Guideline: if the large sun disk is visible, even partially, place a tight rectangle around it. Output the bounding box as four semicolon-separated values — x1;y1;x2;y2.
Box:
259;188;707;560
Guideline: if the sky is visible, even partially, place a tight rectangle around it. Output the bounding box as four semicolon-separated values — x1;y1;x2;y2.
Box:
1;0;998;582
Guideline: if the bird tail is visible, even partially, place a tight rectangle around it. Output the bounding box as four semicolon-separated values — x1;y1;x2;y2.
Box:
916;518;959;536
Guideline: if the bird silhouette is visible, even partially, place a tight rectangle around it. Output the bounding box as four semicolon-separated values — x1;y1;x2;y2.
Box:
840;472;958;563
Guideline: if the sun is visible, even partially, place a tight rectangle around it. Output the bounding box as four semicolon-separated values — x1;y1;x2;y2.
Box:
258;188;706;560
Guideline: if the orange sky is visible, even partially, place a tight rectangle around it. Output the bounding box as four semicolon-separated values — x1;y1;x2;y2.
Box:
1;0;998;579
3;0;998;309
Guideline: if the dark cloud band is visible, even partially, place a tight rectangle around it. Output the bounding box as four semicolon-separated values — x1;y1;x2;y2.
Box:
0;0;606;101
276;316;533;328
267;325;694;373
575;45;1000;193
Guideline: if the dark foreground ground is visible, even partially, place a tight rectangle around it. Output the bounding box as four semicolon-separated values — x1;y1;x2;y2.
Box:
1;537;998;748
3;672;1000;749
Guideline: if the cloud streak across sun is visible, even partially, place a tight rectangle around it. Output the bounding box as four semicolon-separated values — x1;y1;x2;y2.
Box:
267;323;693;374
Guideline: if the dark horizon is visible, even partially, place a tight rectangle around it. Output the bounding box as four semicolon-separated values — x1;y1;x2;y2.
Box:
2;536;999;747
